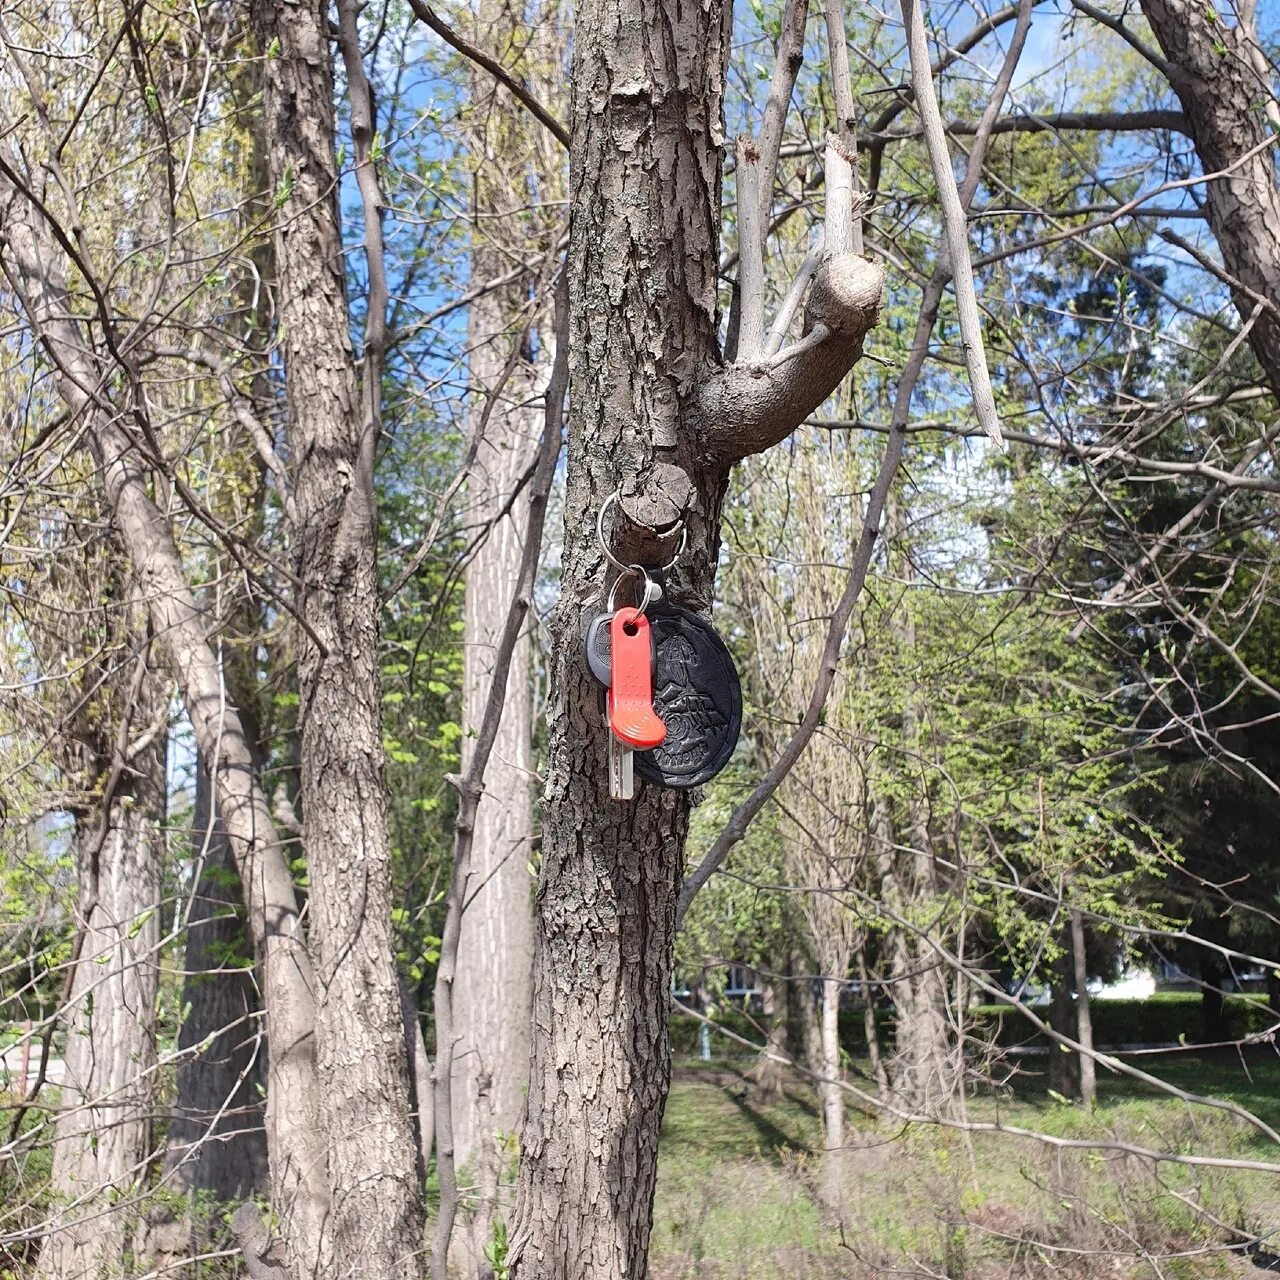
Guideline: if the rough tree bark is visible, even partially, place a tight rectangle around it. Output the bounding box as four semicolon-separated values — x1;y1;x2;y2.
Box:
36;648;164;1280
248;0;424;1271
505;0;882;1270
1138;0;1280;398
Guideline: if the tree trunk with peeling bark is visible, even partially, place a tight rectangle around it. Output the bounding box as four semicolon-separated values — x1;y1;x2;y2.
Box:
36;662;164;1280
1138;0;1280;398
251;0;423;1272
506;0;881;1270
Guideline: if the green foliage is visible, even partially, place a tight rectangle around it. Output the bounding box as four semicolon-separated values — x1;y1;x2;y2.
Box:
484;1217;510;1280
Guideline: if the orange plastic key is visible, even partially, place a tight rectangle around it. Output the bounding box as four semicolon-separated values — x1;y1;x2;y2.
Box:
607;607;667;750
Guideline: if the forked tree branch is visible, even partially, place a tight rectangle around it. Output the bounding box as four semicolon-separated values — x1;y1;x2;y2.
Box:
683;0;1036;918
709;0;887;462
699;252;883;460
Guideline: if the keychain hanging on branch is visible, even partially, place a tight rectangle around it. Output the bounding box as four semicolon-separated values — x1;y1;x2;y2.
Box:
585;491;742;799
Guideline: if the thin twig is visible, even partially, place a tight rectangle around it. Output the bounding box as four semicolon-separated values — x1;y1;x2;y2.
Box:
677;408;906;924
338;0;392;490
765;229;825;356
756;0;810;223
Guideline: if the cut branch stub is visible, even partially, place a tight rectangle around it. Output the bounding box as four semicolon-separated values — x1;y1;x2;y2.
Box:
806;253;882;335
699;252;883;462
614;463;694;564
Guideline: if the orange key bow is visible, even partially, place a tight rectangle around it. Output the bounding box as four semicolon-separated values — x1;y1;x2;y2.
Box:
607;608;666;750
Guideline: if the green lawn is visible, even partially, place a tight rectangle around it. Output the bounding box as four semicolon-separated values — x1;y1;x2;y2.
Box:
651;1052;1280;1280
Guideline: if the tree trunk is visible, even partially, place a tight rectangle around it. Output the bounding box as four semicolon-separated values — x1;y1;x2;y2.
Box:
795;965;824;1075
251;0;423;1272
1069;907;1096;1109
141;758;269;1269
817;976;846;1224
889;953;954;1114
875;799;955;1116
36;678;164;1280
1200;955;1230;1042
747;975;787;1102
505;0;729;1269
167;758;269;1198
1048;939;1081;1100
1138;0;1280;399
501;0;882;1262
787;946;822;1073
874;493;959;1119
859;946;888;1094
1;207;333;1276
452;1;540;1179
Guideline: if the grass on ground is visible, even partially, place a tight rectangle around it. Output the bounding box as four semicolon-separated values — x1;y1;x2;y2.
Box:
651;1050;1280;1280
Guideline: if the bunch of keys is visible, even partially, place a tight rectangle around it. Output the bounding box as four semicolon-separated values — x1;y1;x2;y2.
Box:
584;567;666;800
586;490;742;799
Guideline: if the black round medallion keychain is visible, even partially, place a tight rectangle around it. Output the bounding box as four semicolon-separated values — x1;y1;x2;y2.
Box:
634;588;742;789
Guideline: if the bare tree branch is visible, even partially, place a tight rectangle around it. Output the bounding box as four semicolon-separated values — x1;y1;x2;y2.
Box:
407;0;570;148
898;0;1007;445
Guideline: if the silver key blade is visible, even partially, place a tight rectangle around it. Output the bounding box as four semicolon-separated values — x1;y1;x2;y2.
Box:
608;730;635;801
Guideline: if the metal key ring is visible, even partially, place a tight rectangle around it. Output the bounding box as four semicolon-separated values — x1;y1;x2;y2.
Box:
608;563;658;618
596;489;687;573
